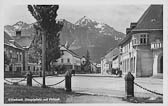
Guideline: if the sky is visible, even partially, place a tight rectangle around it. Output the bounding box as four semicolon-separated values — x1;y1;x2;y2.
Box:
3;4;149;33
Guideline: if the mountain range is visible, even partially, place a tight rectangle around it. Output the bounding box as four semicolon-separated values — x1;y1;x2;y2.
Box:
4;16;125;63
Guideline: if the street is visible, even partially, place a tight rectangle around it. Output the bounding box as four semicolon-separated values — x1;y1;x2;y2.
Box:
5;74;163;98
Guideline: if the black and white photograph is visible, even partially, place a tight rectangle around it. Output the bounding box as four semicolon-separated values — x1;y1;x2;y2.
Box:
1;0;167;104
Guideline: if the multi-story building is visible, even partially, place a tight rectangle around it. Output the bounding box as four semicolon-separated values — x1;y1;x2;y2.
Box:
101;50;113;75
13;30;35;73
4;31;24;77
5;29;41;76
53;45;81;71
119;5;163;77
101;47;120;75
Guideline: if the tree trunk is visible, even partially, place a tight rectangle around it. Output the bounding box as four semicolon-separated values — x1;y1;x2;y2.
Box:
42;31;47;88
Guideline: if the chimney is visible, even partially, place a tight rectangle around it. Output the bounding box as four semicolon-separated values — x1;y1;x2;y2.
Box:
126;28;131;34
16;30;21;38
130;22;137;29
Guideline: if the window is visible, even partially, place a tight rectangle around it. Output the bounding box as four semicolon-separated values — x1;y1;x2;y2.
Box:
17;53;19;62
9;50;12;58
120;47;123;53
132;38;137;45
61;58;64;63
140;34;149;44
16;67;21;71
132;33;149;45
20;53;22;62
28;66;30;70
61;51;64;55
9;65;13;72
67;58;70;63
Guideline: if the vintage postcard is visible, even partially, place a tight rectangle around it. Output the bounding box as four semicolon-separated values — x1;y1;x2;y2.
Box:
1;0;167;105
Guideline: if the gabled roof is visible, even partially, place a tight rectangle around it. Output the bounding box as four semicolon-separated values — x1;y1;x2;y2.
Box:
60;45;81;59
113;55;118;61
118;32;132;46
14;36;33;48
132;5;163;31
4;31;23;50
102;47;119;61
119;5;163;46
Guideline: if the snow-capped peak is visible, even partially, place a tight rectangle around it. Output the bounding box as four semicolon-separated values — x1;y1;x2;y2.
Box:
75;16;96;26
16;21;24;25
95;23;105;29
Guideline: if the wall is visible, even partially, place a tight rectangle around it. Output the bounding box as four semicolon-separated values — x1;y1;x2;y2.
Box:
57;51;74;65
136;50;153;77
113;57;119;69
4;45;24;77
54;50;81;71
4;45;24;72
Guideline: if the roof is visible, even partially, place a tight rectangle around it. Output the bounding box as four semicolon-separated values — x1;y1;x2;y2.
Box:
60;45;81;59
104;50;113;60
112;48;119;57
13;36;33;48
118;32;132;46
119;5;163;46
4;31;23;50
103;47;119;61
113;55;118;61
132;5;163;31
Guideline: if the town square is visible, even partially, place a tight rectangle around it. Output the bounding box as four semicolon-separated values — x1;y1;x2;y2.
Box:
2;0;165;104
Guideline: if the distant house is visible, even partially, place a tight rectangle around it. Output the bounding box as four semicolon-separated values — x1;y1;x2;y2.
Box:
96;63;101;73
101;47;120;75
90;61;98;73
4;31;24;77
53;45;81;72
112;48;120;70
101;50;113;75
119;5;163;77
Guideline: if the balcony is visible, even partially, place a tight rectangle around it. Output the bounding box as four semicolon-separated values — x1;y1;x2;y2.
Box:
151;42;163;49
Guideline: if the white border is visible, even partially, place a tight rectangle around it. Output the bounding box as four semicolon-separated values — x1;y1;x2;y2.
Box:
0;0;167;106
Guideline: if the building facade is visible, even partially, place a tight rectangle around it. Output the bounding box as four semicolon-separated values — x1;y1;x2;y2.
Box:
101;47;120;75
4;31;24;77
119;5;163;77
101;51;113;75
53;45;81;71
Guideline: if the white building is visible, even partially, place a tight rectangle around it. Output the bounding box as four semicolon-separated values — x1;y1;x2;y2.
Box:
101;51;113;75
54;45;81;71
119;5;163;77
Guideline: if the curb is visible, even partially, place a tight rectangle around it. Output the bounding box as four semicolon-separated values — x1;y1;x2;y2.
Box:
72;74;122;78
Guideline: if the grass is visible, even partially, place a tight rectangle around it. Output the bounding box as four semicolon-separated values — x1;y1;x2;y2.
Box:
4;83;70;103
